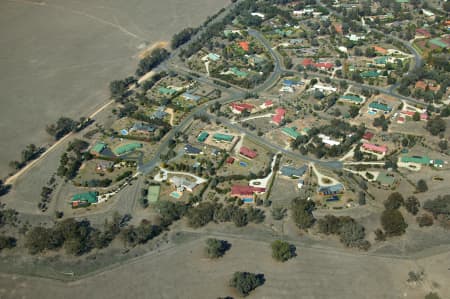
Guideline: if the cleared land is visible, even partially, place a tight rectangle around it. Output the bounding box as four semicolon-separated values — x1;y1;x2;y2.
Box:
0;235;448;299
0;0;229;178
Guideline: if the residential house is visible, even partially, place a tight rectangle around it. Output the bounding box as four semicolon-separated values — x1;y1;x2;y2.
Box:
213;133;235;143
91;142;106;156
362;143;388;155
158;87;177;96
197;131;209;142
152;106;167;119
368;102;392;114
96;161;114;173
231;185;266;199
238;41;250;52
184;144;203;155
339;95;365;105
317;184;344;196
181;93;201;102
282;127;301;140
279;165;307;178
239;146;258;159
318;134;340;147
230;102;254;114
170;176;198;192
376;172;397;187
372;46;388;55
260;100;273;109
271;108;286;126
130;122;156;136
400;110;428;121
362;131;374;141
415;28;431;39
71;192;99;208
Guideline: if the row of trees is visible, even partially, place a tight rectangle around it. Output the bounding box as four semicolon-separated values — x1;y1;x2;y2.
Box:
9;143;45;170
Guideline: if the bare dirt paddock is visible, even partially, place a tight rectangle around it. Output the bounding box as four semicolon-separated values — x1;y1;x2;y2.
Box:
0;235;447;299
0;0;229;178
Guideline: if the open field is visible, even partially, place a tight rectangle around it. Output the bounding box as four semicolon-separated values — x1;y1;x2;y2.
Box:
0;233;448;299
0;0;229;179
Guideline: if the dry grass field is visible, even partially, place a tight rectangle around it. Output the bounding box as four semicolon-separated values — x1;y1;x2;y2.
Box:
0;0;229;178
0;233;448;299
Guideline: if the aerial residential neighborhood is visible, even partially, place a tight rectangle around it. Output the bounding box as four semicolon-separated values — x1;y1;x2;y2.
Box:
0;0;449;298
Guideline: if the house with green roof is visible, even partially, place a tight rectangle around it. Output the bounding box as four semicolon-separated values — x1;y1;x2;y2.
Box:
339;95;365;105
71;192;98;208
197;131;209;142
374;57;388;66
114;143;143;155
230;67;248;78
369;101;392;113
282;127;301;140
91;142;106;156
213;133;235;143
429;38;449;49
398;155;432;170
361;70;380;78
158;87;177;96
376;172;396;187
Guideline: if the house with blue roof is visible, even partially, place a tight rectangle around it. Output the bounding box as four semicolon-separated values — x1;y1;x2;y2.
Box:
182;93;201;101
279;165;307;178
317;184;344;196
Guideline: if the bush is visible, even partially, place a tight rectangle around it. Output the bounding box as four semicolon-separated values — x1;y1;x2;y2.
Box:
205;238;230;258
229;272;265;297
416;214;434;227
425;292;441;299
0;235;16;251
271;240;296;262
381;209;407;236
384;192;404;210
291;198;315;230
416;179;428;193
423;195;450;219
271;208;286;220
405;196;420;215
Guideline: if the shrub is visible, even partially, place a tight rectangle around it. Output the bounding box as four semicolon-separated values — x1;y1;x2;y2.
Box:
205;238;230;258
381;209;407;236
416;214;434;227
229;272;265;297
271;240;296;262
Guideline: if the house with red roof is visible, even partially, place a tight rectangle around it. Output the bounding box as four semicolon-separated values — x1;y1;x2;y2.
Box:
362;131;374;141
415;28;431;39
230;102;254;114
271;108;286;126
314;62;334;70
226;157;235;164
260;100;273;109
362;143;388;155
400;110;429;121
373;46;388;55
302;58;314;67
239;146;258;159
231;185;266;198
238;41;250;52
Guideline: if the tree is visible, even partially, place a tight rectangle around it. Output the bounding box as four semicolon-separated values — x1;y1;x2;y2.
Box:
384;192;404;210
291;198;315;230
0;180;11;197
271;240;296;262
232;208;248;227
404;196;420;215
416;214;433;227
426;117;446;136
229;272;265;297
412;112;420;121
416;179;428;193
205;238;230;258
425;292;441;299
271;208;286;220
171;28;195;49
381;209;407;236
0;235;16;251
423;195;450;219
